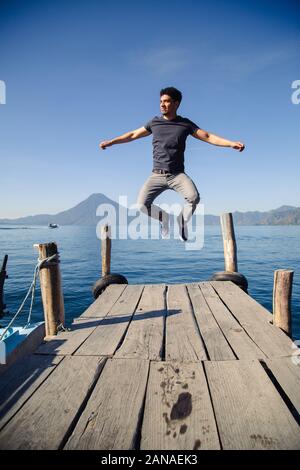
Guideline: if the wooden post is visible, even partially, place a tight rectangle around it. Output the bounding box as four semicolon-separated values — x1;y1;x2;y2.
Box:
101;225;111;277
220;213;238;272
273;269;293;336
0;254;8;318
34;242;65;337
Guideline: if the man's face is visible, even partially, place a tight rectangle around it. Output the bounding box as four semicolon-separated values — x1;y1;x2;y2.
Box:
160;94;179;115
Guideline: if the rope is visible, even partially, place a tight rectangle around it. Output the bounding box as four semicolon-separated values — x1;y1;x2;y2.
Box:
26;264;39;326
57;323;71;333
0;253;59;342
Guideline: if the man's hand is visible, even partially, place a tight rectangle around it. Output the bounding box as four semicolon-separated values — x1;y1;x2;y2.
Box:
99;140;112;150
231;141;245;152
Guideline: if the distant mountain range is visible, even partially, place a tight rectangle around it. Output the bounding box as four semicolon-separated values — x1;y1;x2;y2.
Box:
0;194;299;226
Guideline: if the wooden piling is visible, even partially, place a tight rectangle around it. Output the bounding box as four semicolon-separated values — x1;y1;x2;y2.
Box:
220;213;238;273
0;254;8;318
273;269;294;336
34;242;65;337
101;225;111;277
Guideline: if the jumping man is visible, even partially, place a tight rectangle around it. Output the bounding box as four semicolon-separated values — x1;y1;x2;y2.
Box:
99;87;245;241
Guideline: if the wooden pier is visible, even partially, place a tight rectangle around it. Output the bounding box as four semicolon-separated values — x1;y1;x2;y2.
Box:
0;281;299;450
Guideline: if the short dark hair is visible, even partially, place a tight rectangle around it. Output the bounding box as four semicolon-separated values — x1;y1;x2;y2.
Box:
160;87;182;105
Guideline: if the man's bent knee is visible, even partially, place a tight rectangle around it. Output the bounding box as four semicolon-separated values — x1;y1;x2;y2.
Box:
194;193;200;205
136;202;151;215
186;193;200;206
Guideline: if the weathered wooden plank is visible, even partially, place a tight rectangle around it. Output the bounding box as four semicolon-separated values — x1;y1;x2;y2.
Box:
199;283;265;359
140;361;220;450
265;357;300;414
104;284;144;318
0;356;106;450
115;285;166;360
211;281;294;357
187;284;235;361
35;319;104;356
74;285;144;356
80;284;126;318
64;358;149;450
205;359;300;449
212;280;272;320
35;285;127;356
166;285;207;362
0;355;63;430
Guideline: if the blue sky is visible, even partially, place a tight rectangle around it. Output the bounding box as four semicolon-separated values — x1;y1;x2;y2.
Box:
0;0;299;218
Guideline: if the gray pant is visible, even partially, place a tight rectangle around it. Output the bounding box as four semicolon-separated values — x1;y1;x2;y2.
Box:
137;172;200;223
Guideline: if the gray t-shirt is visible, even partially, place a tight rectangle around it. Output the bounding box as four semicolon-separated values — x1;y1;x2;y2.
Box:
144;115;199;173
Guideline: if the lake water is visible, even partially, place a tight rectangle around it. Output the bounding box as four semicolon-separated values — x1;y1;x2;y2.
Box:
0;225;299;340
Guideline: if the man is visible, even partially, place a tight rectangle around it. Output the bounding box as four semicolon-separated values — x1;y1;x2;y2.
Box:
99;87;245;241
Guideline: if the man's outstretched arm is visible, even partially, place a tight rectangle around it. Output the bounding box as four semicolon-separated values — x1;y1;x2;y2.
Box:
192;128;245;152
99;127;151;150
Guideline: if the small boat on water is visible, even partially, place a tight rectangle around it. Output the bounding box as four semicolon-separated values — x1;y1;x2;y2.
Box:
0;254;45;372
48;223;59;228
0;323;45;368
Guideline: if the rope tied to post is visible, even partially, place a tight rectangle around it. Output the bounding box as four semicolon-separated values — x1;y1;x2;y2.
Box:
0;253;61;341
38;253;60;269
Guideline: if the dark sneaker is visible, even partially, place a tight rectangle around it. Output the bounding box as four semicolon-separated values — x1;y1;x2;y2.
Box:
177;215;188;242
